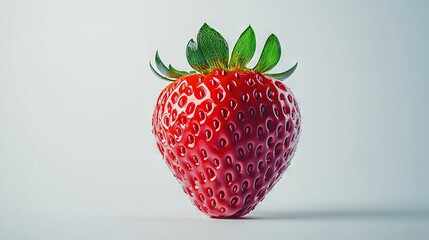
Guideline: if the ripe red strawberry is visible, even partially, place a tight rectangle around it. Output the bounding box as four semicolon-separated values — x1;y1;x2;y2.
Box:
151;23;301;218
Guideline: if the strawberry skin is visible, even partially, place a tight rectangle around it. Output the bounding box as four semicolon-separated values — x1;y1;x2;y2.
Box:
152;68;301;218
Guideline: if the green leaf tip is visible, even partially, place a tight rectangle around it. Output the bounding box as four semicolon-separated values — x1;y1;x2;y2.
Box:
254;34;281;72
197;23;229;69
230;25;256;69
154;50;172;77
149;61;175;81
266;62;298;81
150;24;298;82
153;51;189;79
186;38;210;73
169;64;188;76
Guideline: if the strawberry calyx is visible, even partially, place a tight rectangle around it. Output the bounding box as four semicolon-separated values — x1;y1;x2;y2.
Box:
149;23;298;81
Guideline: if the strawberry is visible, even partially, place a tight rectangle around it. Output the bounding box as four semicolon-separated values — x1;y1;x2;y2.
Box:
150;23;301;218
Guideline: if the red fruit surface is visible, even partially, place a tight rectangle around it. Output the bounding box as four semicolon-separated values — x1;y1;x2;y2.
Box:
152;68;301;218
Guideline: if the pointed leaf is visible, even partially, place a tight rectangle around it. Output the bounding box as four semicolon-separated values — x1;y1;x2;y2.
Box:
230;25;256;68
155;51;181;78
155;51;172;77
253;34;281;72
266;62;298;81
186;39;210;73
197;23;229;69
169;64;188;77
149;62;175;81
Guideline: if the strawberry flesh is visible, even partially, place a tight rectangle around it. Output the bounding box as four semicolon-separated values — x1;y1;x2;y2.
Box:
152;68;301;218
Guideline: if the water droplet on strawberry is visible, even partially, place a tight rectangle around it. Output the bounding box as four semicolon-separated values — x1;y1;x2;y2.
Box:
255;145;262;157
260;104;267;116
244;194;251;204
230;197;238;206
232;185;238;193
226;173;233;183
192;155;200;166
204;101;213;112
220;108;229;119
273;105;280;118
171;92;179;104
257;126;263;137
192;122;200;134
186;135;195;147
186;102;195;115
219;138;227;148
207;187;213;197
199;193;205;201
218;191;225;200
185;163;192;171
242;181;249;191
258;161;264;170
210;77;221;86
213;119;220;130
233;132;240;142
229;99;237;109
228;123;235;132
197;87;206;98
237;147;244;157
210;199;217;208
201;149;208;160
205;130;212;140
213;158;220;169
244;126;251;135
286;121;291;131
254;90;262;100
237;111;244;121
178;95;187;108
247;143;253;152
226;156;232;165
267;136;273;147
247;164;254;174
249;107;255;117
254;177;260;188
241;93;249;103
179;146;186;156
235;164;241;173
198;110;206;122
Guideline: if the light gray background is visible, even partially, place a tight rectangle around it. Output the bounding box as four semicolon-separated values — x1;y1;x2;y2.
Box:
1;0;428;239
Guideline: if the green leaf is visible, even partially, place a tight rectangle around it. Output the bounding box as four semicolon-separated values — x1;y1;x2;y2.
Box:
149;61;175;81
197;23;229;69
253;34;281;72
155;51;173;77
230;25;256;69
169;64;188;77
155;50;189;78
266;62;298;81
186;39;210;73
